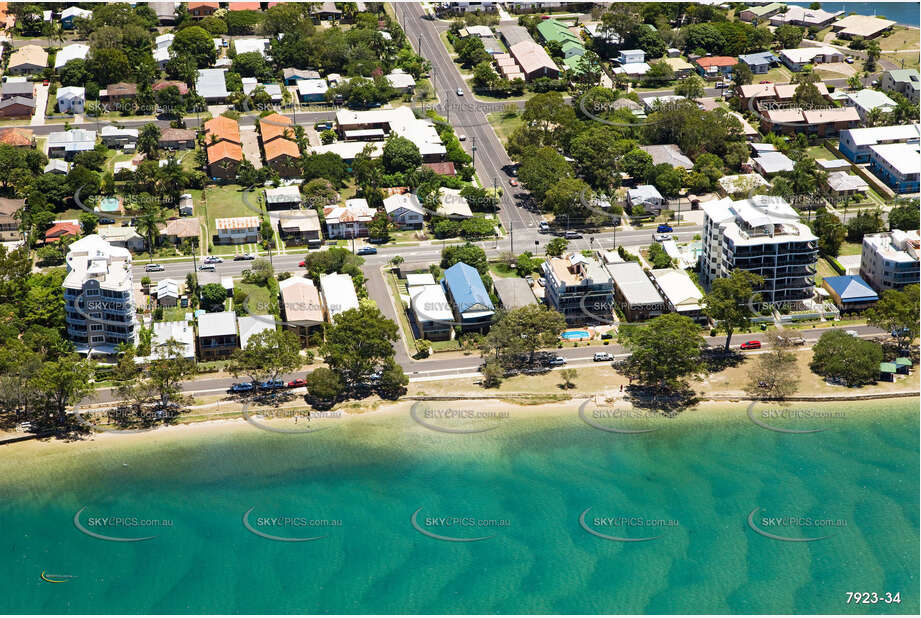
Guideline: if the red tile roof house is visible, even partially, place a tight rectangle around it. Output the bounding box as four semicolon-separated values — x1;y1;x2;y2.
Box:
152;80;190;96
204;116;243;180
44;222;81;244
694;56;736;79
188;2;218;19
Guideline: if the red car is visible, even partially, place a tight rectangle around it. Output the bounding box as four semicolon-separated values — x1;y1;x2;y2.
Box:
509;178;518;186
759;80;770;84
298;260;305;267
287;378;306;388
740;340;761;350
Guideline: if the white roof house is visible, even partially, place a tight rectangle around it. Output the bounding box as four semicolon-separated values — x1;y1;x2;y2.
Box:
752;151;794;175
54;43;90;69
155;33;174;49
607;261;664;307
234;38;270;58
383;192;425;217
237;315;276;348
408;283;454;324
197;311;238;339
826;171;869;193
297;78;329;99
718;173;768;195
437;187;473;218
148;320;195;360
319;273;359;321
650;268;703;314
196;68;229;100
846;89;897;120
155;278;179;301
385;69;416;91
61;6;92;21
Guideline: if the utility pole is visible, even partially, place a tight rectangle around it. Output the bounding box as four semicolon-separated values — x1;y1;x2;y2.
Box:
509;219;513;254
471;135;476;168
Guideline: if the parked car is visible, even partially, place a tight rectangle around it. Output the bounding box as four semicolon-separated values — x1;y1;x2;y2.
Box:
845;330;859;337
780;335;806;346
456;88;464;96
99;217;116;224
509;178;518;186
714;81;725;88
537;277;546;287
229;382;253;393
458;134;466;141
740;340;761;350
198;264;216;271
547;356;567;366
234;253;255;261
564;231;583;239
845;56;855;64
657;224;673;233
356;246;378;255
298;260;306;267
258;379;285;390
653;233;671;242
600;332;613;340
538;221;550;233
145;264;165;272
525;275;534;286
593;352;613;362
759;79;771;84
203;256;223;264
287;378;306;389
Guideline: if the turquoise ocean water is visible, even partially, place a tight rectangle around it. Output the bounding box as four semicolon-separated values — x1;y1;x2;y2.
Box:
0;400;917;614
791;2;921;26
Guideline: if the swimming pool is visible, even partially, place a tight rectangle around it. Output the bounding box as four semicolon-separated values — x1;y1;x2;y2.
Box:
97;197;120;212
561;330;590;340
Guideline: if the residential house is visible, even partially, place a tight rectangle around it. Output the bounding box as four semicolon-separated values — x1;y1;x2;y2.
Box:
5;45;47;75
0;127;34;148
152;80;189;96
437;187;474;219
196;311;238;360
738;3;785;23
846;89;897;121
155;279;180;308
738;51;778;74
423;161;457;176
860;230;920;291
56;86;85;114
264;186;302;211
237;315;275;350
234;37;269;58
821;275;879;313
639;144;693;169
214;217;260;244
313;1;342;21
770;5;842;28
61;6;92;28
779;47;844;71
492;277;537;310
319;273;359;321
385;69;416;94
148;321;195;361
881;69;920;104
868;143;921;193
178;194;195;217
838;123;921;163
283;68;321;85
832;14;895;39
150;2;177;25
0;197;24;242
188;2;219;19
650;268;705;322
700;196;818;307
160;218;201;246
100;82;137;106
279;276;325;344
663;57;694;77
259;113;296;144
204;115;242;179
627;185;665;212
63;235;137;354
277;210;322;246
1;79;34;101
96;225;147;252
509;41;560;81
618;49;645;65
196;68;229;103
47;129;97;160
0;97;34;118
760;106;860;137
45;221;81;244
441;262;495;332
54;43;90;70
408;281;454;341
751;150;795;176
383;193;425;229
242;78;282;102
718;173;768;197
44;160;70;175
607;261;665;321
694;56;736;79
826;171;869;196
324;198;375;239
158;128;196;150
542;253;614;325
335;106;446;163
100;126;139;148
295;78;328;103
264;138;301;177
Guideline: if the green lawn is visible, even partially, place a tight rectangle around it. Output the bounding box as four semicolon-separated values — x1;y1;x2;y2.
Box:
838;241;863;256
487;111;524;146
234;281;276;317
878;25;920;52
815;256;838;286
763;66;793;83
805;144;836;160
489;261;518;278
160;306;191;322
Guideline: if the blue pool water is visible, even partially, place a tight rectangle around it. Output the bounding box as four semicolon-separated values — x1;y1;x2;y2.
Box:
561;330;590;339
97;197;120;212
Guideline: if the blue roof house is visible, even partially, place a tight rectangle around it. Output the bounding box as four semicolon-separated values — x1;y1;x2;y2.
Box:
739;51;779;74
441;262;495;332
822;275;879;312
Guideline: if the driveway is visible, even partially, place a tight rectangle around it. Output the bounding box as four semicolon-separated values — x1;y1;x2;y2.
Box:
30;84;49;126
240;126;263;169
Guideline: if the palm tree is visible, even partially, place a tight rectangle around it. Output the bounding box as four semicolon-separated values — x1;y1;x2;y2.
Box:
135;202;166;263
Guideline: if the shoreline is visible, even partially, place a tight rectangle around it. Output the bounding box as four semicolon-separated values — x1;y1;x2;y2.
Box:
1;392;917;455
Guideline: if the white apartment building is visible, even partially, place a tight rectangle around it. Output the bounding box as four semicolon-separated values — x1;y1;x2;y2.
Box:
860;230;920;292
64;235;138;355
700;196;818;308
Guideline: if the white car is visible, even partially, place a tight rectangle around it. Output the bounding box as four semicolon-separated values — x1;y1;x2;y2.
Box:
456;88;464;96
653;233;671;242
845;330;859;337
203;256;224;264
593;352;613;362
458;134;466;141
